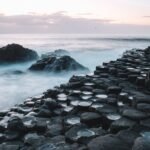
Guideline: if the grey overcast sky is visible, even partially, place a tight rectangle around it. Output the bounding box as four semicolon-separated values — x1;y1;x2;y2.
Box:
0;0;150;34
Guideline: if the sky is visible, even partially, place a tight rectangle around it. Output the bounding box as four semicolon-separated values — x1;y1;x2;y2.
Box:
0;0;150;34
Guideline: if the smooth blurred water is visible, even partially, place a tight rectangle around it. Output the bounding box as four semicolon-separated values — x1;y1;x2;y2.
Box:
0;34;150;110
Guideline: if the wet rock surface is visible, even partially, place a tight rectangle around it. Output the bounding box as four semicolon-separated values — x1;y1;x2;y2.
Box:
41;49;70;58
29;55;89;73
0;47;150;149
0;44;38;63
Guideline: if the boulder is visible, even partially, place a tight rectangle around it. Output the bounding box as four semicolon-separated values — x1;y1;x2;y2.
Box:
29;55;89;73
0;44;38;63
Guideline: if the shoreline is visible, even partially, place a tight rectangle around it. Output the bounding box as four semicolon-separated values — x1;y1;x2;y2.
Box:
0;47;150;149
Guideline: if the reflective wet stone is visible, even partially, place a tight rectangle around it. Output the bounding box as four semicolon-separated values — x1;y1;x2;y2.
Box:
77;129;95;138
82;91;93;95
128;96;134;101
91;103;104;109
8;112;24;118
57;93;67;98
117;101;124;106
60;102;67;107
81;95;92;100
24;133;45;146
95;94;108;99
25;101;35;107
26;111;37;116
78;101;92;107
65;117;80;125
72;90;81;94
57;97;67;101
63;106;74;113
70;100;80;106
65;125;95;142
84;83;95;86
106;113;121;121
22;116;36;128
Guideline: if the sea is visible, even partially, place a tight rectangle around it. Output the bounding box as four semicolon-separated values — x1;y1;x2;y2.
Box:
0;34;150;110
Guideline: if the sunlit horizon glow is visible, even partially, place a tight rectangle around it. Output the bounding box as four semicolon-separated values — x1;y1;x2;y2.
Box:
0;0;150;34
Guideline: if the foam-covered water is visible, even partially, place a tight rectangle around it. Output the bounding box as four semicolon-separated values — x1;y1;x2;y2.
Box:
0;34;150;110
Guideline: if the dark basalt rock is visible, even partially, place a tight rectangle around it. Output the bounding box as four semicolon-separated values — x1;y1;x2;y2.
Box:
132;137;150;150
24;133;45;146
137;103;150;113
80;112;101;127
116;129;140;147
88;134;129;150
7;116;25;131
110;117;136;133
122;109;148;121
29;55;89;73
140;118;150;128
1;46;150;149
41;49;70;58
43;98;62;110
0;143;20;150
144;46;150;59
0;44;38;63
37;108;52;117
46;124;63;137
107;86;122;95
65;125;96;143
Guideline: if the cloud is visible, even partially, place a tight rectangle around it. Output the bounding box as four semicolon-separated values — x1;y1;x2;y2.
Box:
0;12;150;34
143;16;150;18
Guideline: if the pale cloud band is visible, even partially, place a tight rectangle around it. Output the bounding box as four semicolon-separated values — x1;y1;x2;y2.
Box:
0;12;150;34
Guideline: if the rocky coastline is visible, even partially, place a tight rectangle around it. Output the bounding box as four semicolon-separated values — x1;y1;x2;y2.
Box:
0;47;150;149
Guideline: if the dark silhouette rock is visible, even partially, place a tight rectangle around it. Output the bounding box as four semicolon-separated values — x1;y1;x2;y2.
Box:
29;55;89;73
0;44;38;63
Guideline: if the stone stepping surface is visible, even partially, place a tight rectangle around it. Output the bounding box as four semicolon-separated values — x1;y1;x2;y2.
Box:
0;47;150;149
